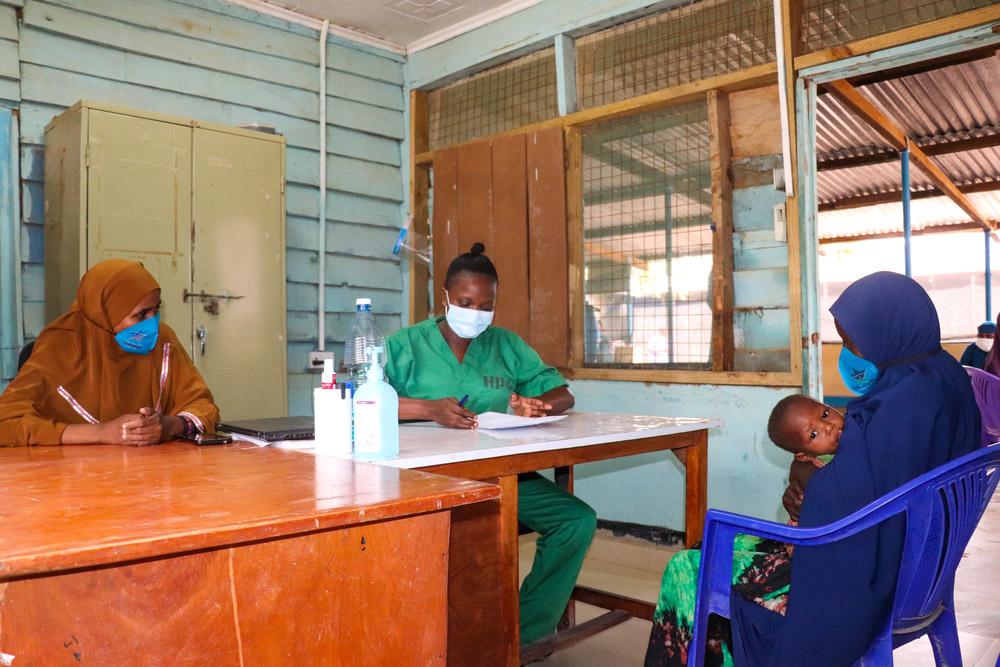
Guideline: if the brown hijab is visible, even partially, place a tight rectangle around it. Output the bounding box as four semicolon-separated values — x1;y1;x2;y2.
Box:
0;259;219;445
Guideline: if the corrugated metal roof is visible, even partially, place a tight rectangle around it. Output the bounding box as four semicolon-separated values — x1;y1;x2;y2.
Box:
816;53;1000;234
819;191;1000;240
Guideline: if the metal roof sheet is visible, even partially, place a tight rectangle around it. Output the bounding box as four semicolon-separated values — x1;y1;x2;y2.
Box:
816;53;1000;234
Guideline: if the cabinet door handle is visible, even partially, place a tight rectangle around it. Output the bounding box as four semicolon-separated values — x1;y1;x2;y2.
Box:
196;325;208;356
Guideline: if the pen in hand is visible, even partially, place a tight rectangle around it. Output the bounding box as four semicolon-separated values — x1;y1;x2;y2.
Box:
458;394;470;408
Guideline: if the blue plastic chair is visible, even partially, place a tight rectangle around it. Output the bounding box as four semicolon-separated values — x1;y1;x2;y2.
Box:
965;366;1000;447
688;445;1000;667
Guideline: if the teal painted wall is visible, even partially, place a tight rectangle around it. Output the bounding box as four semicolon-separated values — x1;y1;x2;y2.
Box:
0;0;406;404
402;1;802;530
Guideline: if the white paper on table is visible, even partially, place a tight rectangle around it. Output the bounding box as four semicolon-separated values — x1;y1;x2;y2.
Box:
227;433;270;447
273;439;317;451
475;412;567;430
223;433;317;450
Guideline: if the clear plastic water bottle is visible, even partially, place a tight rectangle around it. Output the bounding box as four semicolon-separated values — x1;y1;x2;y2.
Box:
344;298;386;385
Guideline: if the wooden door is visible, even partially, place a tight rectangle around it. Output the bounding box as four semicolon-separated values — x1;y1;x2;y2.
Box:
86;110;193;338
191;128;286;420
431;129;568;365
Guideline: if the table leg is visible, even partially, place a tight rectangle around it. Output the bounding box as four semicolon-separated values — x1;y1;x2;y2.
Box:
684;430;708;548
554;466;576;631
498;474;521;665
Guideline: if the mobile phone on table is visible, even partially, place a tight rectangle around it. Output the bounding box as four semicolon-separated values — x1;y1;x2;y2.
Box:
181;433;233;445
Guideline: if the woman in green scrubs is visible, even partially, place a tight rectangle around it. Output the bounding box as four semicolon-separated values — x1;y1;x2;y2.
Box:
386;243;596;646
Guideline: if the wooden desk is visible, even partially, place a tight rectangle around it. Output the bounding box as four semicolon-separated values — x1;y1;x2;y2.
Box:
0;443;499;666
383;412;721;666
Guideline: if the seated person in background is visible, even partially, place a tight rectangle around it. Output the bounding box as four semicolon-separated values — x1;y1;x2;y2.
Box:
0;259;219;446
386;243;594;646
959;320;995;369
767;394;842;469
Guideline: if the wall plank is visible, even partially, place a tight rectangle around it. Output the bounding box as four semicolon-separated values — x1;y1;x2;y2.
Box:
24;1;314;90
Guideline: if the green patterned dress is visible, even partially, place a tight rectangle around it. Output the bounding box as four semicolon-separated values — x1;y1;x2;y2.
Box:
644;534;793;667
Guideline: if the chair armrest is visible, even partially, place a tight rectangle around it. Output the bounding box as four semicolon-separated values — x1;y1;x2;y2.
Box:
702;501;908;546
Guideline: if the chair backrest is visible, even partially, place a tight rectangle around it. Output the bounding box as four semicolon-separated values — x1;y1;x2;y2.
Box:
16;340;34;372
889;445;1000;629
965;366;1000;446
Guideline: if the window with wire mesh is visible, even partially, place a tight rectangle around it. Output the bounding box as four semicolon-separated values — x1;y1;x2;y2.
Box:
801;0;995;53
581;101;714;370
576;0;775;110
427;49;558;150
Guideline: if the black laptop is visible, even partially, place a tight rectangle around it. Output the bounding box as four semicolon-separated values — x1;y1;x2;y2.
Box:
217;416;314;441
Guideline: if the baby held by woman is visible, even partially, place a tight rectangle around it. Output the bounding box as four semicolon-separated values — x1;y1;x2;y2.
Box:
768;394;843;535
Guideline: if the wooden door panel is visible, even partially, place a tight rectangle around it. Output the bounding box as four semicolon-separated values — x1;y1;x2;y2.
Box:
431;148;459;316
86;110;193;341
191;129;286;420
430;130;570;361
490;134;530;341
527;128;569;367
456;141;493;263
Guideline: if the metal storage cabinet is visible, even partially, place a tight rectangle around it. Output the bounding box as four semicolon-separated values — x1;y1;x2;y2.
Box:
44;101;288;421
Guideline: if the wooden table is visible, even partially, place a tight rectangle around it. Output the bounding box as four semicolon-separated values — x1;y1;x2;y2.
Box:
0;443;499;666
380;412;721;666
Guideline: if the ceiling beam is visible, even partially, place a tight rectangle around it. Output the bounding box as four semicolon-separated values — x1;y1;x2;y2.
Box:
841;44;998;89
818;179;1000;212
822;78;996;231
818;133;1000;172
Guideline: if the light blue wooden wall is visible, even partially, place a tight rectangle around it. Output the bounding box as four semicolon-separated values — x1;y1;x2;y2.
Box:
0;0;406;406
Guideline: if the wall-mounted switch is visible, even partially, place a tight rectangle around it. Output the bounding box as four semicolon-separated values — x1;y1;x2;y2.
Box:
308;350;335;372
773;202;787;242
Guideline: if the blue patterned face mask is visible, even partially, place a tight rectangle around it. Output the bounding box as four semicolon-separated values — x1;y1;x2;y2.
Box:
114;313;160;355
838;345;879;395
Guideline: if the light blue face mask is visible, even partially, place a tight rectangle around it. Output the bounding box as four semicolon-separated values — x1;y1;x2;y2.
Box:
838;345;879;395
115;313;160;355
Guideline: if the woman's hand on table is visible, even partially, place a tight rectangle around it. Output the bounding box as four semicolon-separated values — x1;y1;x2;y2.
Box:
509;393;552;417
429;398;478;429
112;409;183;445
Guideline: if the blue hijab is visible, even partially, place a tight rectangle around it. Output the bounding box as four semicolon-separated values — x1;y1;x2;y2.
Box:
731;272;980;665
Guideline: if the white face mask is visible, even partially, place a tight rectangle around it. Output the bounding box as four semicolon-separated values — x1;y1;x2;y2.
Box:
975;337;994;353
445;293;494;339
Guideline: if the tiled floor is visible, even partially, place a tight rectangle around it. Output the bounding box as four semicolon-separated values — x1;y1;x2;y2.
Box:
519;495;1000;665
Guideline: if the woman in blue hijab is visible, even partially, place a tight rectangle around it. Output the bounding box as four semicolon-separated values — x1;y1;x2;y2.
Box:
645;272;980;666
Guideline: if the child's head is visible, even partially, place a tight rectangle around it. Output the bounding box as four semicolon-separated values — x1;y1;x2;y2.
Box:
767;394;843;458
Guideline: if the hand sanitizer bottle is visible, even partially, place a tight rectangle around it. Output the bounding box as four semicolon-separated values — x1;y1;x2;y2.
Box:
352;346;399;460
314;357;352;456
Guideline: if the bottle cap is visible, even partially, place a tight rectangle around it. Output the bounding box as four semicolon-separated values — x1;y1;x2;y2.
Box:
356;298;372;307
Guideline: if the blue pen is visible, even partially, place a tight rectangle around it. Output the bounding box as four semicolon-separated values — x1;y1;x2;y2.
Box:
458;394;470;407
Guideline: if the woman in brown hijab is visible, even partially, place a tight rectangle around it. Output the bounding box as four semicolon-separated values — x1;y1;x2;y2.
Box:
0;259;219;446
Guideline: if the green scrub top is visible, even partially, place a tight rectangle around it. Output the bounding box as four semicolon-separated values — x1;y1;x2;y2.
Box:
385;317;567;415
